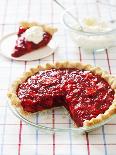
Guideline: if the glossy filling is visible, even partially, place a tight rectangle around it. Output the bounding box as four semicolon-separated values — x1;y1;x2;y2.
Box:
11;26;52;57
17;68;115;127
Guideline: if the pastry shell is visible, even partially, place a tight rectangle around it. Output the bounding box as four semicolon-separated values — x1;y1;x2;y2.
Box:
7;61;116;127
20;21;57;35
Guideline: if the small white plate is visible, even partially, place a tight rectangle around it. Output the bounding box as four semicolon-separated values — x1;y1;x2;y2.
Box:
0;32;58;61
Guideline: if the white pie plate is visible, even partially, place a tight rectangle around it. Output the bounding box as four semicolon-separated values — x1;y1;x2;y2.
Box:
0;32;58;61
8;99;116;134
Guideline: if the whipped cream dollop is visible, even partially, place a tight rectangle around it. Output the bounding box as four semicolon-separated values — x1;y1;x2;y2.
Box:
82;18;112;32
24;26;44;44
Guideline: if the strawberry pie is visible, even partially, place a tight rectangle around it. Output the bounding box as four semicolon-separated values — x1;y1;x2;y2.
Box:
11;21;57;57
7;62;116;127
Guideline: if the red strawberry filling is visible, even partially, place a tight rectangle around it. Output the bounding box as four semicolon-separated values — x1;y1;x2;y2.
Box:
11;26;52;57
17;68;115;127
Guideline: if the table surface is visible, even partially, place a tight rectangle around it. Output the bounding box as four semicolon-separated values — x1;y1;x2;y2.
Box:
0;0;116;155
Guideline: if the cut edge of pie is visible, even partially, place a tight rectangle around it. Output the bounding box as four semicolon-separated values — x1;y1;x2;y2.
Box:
7;61;116;128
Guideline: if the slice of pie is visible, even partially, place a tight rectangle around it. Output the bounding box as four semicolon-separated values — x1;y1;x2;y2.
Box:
7;62;116;127
11;21;57;57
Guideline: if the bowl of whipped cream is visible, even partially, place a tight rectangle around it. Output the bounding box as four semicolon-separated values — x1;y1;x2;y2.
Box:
63;2;116;52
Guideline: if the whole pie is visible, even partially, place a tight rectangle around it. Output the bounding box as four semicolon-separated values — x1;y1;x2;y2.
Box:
11;21;57;57
7;62;116;127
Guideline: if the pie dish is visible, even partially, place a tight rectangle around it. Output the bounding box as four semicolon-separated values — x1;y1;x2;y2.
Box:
7;61;116;128
11;21;57;57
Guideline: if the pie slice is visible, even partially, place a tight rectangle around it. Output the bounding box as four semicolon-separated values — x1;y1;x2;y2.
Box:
7;62;116;127
11;21;57;57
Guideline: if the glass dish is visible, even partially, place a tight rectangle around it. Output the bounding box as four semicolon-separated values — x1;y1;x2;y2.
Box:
8;99;116;134
63;2;116;52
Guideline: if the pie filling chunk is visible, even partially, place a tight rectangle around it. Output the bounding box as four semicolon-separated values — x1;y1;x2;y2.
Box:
17;68;115;127
11;22;57;57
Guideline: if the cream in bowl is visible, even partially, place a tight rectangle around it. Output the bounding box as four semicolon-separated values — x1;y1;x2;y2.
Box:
63;4;116;52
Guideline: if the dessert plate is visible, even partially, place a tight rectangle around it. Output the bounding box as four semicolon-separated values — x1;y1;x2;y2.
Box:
8;99;116;134
0;32;58;61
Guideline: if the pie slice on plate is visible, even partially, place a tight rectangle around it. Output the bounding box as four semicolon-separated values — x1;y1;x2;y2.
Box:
7;62;116;128
11;21;57;57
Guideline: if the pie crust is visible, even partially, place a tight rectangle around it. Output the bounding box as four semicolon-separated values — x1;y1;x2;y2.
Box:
20;21;57;35
7;61;116;127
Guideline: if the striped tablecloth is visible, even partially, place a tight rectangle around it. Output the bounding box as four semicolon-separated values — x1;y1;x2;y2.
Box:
0;0;116;155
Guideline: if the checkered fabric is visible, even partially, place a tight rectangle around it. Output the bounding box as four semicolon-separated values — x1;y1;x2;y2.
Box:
0;0;116;155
